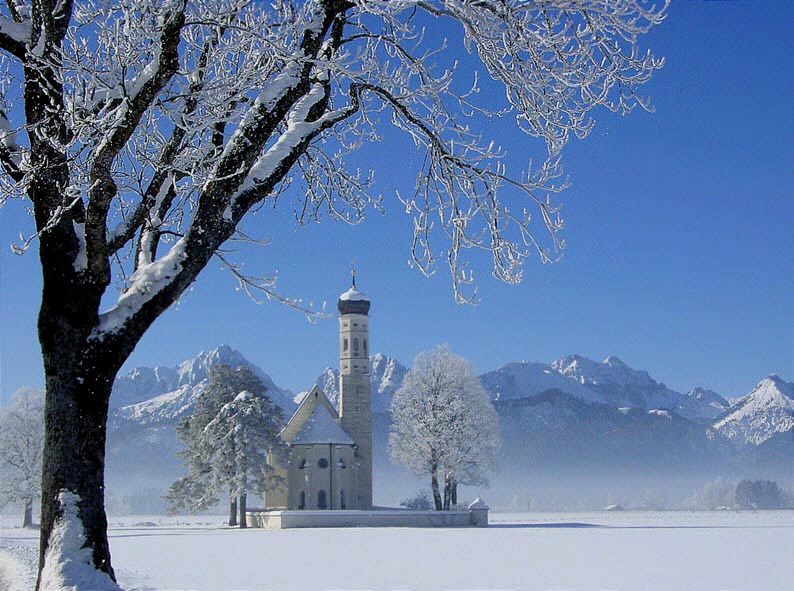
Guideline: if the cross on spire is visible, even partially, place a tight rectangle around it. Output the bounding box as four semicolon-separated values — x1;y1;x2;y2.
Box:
351;266;357;288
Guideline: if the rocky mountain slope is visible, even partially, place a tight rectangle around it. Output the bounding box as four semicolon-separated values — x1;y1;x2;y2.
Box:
105;345;295;492
551;354;682;410
675;387;731;422
479;361;604;404
711;375;794;446
110;345;295;428
298;353;408;413
99;346;792;506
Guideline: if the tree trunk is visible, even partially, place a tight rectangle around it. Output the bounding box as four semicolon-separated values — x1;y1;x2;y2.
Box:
443;477;450;511
430;466;443;511
23;498;33;528
239;494;247;529
451;478;458;508
229;495;238;526
37;352;117;589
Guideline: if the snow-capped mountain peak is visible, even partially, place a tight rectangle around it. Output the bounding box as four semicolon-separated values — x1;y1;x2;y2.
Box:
479;360;605;405
603;355;629;368
111;365;179;409
551;354;681;410
711;375;794;446
296;353;408;413
675;387;730;421
174;344;251;388
111;346;295;426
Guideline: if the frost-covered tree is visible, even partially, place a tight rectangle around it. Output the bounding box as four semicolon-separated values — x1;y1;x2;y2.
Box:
390;347;501;510
0;388;44;527
686;477;736;511
166;364;272;525
203;390;284;528
0;0;665;584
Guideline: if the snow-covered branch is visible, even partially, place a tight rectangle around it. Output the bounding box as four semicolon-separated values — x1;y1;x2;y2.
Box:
0;0;666;585
0;13;29;57
3;0;667;335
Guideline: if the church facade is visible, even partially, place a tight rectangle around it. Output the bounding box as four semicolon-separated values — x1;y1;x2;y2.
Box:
265;280;373;510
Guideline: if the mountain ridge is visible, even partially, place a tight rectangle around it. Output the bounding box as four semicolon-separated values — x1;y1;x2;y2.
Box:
92;346;794;507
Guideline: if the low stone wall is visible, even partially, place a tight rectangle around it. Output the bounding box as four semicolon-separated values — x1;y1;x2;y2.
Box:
247;501;489;529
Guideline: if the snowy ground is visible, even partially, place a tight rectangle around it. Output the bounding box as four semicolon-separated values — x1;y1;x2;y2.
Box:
2;511;793;590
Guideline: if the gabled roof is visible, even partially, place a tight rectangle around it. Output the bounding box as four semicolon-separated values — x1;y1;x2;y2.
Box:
292;403;354;445
280;385;353;445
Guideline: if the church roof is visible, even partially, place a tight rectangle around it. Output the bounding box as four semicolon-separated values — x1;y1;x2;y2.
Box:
291;402;354;445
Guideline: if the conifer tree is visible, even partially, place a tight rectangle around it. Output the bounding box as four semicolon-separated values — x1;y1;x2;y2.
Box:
166;363;279;525
203;391;285;527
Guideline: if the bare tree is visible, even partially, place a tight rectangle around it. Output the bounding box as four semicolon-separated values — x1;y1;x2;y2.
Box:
390;347;501;510
0;0;665;586
0;388;44;527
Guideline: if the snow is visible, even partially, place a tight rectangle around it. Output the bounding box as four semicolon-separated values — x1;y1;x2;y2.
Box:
38;491;122;591
0;16;31;45
113;384;193;425
303;353;407;412
468;497;489;510
712;375;794;445
95;238;188;337
111;346;296;427
3;511;793;590
552;354;682;409
339;286;370;302
230;81;330;207
480;360;605;404
0;111;18;150
0;548;29;591
675;386;730;421
291;403;354;445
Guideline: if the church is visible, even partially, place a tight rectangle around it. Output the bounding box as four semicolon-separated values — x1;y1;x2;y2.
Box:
264;277;374;510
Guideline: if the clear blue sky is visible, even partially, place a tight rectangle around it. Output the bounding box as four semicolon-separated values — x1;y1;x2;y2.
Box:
1;1;792;403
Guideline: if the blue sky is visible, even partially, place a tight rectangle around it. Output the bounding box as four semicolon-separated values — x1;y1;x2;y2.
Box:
1;1;792;402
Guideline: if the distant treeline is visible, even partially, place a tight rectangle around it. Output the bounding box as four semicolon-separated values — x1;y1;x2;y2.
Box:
687;478;793;511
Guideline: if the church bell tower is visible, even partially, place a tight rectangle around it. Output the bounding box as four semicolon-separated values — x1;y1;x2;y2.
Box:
337;272;373;509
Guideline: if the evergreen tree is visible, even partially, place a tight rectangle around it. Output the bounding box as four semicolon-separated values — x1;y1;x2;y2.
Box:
735;480;785;510
203;391;285;527
166;363;279;524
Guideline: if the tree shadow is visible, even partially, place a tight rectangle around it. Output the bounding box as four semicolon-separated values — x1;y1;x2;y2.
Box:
489;522;602;529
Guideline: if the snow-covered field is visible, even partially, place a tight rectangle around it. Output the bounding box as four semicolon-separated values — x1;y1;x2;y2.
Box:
2;511;793;590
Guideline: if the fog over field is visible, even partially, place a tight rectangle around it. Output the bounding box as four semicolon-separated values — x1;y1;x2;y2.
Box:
70;346;792;514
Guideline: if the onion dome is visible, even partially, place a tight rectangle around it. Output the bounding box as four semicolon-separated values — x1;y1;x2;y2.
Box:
338;272;370;315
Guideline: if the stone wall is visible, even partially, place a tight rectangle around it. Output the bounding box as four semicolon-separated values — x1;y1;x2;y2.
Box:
246;505;489;529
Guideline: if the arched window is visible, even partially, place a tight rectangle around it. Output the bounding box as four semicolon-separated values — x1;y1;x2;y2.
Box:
353;337;359;352
343;337;348;352
298;491;305;510
318;458;329;468
340;490;346;510
317;490;328;509
363;338;368;354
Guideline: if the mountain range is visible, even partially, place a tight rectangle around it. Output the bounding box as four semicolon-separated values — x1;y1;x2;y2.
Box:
100;345;793;509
